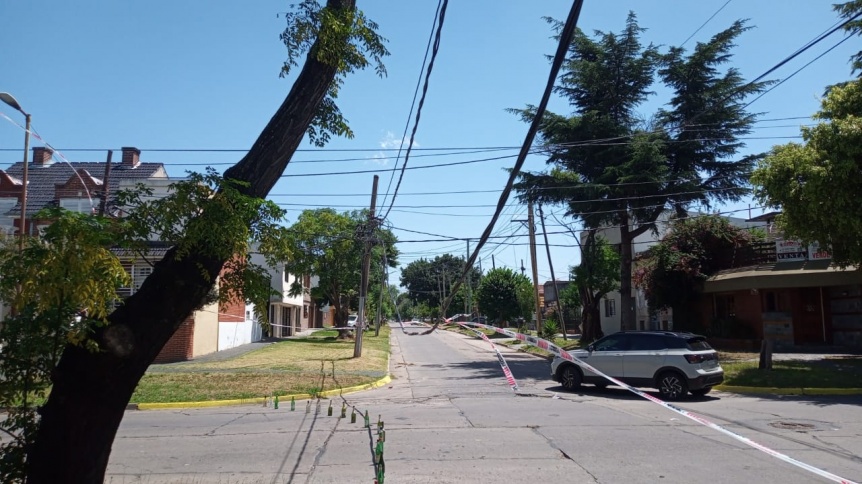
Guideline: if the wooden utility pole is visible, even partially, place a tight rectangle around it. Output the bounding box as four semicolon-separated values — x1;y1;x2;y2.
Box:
538;204;567;340
98;150;113;217
353;175;378;358
374;249;388;337
527;201;542;333
465;239;472;316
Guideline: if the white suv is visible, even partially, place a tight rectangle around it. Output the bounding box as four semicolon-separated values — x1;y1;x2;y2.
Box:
550;331;724;400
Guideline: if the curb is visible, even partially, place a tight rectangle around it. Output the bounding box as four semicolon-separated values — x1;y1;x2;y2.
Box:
134;335;394;411
135;374;393;410
714;385;862;396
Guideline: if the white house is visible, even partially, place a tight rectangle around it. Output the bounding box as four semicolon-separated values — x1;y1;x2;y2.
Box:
584;211;766;334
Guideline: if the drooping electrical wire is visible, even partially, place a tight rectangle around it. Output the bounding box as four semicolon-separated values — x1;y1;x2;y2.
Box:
380;0;450;220
378;0;444;215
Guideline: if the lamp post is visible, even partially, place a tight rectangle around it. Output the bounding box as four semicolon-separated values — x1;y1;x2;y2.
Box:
0;92;31;251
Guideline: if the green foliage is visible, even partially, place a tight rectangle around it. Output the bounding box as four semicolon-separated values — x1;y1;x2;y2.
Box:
271;208;397;327
399;254;481;313
0;210;135;481
835;1;862;75
0;173;300;479
541;318;560;340
475;268;533;325
514;14;765;327
752;79;862;266
556;282;582;327
634;215;753;310
279;0;389;146
572;234;620;298
118;170;290;323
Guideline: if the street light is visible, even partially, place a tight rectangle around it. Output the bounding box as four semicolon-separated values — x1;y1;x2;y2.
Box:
0;92;31;250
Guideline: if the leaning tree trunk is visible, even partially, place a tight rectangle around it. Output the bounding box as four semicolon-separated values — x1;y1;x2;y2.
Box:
27;2;351;481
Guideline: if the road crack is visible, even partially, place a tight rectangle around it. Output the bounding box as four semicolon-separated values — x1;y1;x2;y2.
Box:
530;427;598;482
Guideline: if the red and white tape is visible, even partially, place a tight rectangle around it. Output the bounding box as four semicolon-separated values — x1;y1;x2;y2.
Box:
456;321;858;484
454;322;519;392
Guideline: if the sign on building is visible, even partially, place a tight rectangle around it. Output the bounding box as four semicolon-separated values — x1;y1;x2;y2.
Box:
775;238;807;262
807;241;831;260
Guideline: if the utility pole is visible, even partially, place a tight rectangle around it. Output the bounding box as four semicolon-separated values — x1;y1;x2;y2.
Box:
527;201;542;333
538;204;567;340
354;175;378;358
491;254;495;270
98;150;113;217
465;239;471;316
375;249;388;337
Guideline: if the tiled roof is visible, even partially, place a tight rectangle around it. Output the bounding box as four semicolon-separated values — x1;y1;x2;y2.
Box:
3;161;166;217
111;241;174;259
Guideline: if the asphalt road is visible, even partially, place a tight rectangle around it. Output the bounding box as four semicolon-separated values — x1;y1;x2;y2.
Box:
106;323;862;483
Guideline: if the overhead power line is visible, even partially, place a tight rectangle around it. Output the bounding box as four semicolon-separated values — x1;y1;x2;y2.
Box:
381;0;450;220
379;0;445;216
743;33;855;109
680;0;733;47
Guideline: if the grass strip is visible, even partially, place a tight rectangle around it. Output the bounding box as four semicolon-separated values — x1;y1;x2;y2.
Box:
132;326;390;403
721;357;862;388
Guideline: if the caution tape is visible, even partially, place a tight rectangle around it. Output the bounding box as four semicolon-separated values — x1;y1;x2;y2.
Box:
454;322;519;392
456;321;858;484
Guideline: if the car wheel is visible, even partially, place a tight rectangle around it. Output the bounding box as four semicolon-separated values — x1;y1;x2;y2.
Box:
690;387;712;397
559;365;582;391
657;371;688;400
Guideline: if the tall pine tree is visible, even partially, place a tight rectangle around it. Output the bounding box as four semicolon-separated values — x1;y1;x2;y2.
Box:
514;13;766;329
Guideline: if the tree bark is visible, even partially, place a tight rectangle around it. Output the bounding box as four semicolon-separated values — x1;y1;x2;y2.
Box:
618;211;635;331
579;286;603;343
27;2;352;482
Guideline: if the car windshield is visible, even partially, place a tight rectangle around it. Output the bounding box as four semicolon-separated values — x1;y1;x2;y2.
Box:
686;337;712;351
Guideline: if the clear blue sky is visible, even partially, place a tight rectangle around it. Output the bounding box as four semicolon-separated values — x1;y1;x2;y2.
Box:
1;1;858;287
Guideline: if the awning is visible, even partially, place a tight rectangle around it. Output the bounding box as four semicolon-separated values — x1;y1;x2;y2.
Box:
703;260;861;293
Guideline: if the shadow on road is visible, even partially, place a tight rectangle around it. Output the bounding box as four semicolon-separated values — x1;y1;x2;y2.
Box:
543;383;722;403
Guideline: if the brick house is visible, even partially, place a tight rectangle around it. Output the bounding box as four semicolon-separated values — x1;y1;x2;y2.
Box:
690;212;862;349
583;211;767;334
0;147;231;362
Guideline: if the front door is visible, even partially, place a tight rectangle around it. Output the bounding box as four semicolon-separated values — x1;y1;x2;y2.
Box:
794;287;826;344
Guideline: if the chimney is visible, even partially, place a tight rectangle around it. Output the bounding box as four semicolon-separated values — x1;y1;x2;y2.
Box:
121;147;141;168
32;146;54;166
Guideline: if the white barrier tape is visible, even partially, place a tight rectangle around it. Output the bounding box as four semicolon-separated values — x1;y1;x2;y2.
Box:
455;322;519;392
456;322;858;484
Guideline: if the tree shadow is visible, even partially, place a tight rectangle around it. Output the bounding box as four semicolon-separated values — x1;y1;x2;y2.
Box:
543;383;722;403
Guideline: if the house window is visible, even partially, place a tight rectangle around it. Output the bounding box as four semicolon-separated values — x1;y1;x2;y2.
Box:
284;265;290;282
133;266;153;291
604;298;616;317
303;305;309;318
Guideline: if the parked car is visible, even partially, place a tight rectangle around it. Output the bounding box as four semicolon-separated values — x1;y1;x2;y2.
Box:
550;331;724;400
347;314;358;327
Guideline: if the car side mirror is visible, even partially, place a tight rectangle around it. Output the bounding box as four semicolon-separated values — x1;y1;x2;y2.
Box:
587;344;595;353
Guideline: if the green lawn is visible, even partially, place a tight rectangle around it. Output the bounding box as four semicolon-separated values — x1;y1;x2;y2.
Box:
133;326;390;403
721;357;862;388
